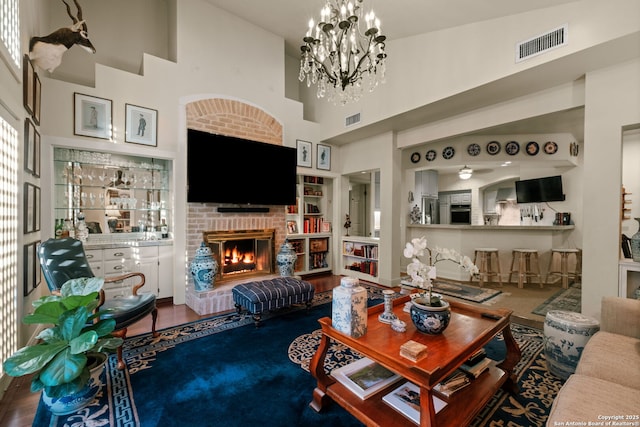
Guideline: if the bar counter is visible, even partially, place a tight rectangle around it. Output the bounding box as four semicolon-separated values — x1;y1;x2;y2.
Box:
406;224;576;281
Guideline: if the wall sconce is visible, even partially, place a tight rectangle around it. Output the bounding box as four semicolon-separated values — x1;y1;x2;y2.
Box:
458;166;473;180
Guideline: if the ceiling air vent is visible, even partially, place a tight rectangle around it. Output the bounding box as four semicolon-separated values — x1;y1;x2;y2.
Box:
345;113;361;127
516;24;568;63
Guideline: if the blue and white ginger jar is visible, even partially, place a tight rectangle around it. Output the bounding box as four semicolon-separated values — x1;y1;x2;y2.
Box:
276;239;297;277
332;277;368;338
190;242;217;292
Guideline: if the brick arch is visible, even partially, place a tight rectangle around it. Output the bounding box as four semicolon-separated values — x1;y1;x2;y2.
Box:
185;98;282;145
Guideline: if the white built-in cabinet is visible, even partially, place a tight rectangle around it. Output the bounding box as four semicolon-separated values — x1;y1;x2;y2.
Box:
85;244;173;300
341;236;379;283
414;170;438;198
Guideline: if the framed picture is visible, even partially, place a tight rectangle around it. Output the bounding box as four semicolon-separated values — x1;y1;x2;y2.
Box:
287;220;298;234
34;186;41;232
125;103;158;146
33;72;42;125
24;183;36;234
23;241;41;297
74;93;112;140
23;54;35;116
296;139;312;168
321;221;332;233
24;118;40;176
317;143;331;170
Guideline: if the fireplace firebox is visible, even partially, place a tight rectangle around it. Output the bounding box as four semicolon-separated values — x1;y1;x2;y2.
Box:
203;229;275;283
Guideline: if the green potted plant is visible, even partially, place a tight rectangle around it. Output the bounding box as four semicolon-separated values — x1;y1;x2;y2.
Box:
2;277;123;415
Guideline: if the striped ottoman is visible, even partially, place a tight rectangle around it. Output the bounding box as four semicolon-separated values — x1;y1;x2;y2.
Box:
232;277;315;327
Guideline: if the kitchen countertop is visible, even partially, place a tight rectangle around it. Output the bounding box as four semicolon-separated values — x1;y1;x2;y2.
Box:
408;224;574;231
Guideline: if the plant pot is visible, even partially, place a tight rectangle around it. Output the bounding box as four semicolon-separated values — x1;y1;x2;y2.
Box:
41;352;107;416
409;297;451;334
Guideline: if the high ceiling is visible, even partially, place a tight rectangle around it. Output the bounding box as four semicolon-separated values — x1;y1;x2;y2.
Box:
204;0;578;56
204;0;585;144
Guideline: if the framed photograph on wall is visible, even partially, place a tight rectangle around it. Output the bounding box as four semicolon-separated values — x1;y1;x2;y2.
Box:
33;72;42;125
317;143;331;170
34;186;41;232
23;54;35;116
24;118;39;176
23;183;36;234
23;241;41;296
74;93;112;140
297;139;312;168
125;104;158;146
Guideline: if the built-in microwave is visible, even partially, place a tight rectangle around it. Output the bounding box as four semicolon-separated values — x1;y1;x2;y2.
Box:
450;204;471;224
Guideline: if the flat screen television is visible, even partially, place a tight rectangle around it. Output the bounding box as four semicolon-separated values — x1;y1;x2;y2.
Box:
187;129;297;205
515;175;565;203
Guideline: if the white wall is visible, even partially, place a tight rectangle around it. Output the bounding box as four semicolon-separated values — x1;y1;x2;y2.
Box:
582;58;640;318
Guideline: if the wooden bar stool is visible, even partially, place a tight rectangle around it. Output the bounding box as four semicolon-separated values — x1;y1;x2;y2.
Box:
545;248;581;289
471;248;502;287
508;249;542;288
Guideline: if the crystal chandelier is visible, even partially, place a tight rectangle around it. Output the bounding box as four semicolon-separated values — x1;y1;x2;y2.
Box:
298;0;387;105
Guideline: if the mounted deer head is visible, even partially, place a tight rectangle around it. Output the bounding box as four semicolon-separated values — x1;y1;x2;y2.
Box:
29;0;96;72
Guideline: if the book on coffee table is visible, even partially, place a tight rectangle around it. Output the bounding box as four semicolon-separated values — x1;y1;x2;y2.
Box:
331;357;401;400
383;381;447;425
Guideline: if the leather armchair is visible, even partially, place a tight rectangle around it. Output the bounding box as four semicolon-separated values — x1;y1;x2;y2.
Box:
38;237;158;370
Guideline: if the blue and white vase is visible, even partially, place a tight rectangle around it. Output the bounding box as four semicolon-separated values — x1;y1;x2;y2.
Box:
544;310;600;380
276;239;297;277
410;296;451;334
41;352;107;416
332;277;368;338
190;242;217;292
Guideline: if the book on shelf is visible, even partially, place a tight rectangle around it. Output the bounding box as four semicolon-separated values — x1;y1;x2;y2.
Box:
433;370;470;397
382;381;447;425
331;357;401;400
466;348;487;367
459;356;493;378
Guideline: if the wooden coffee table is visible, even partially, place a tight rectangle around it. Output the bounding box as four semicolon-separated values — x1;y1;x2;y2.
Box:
309;295;521;427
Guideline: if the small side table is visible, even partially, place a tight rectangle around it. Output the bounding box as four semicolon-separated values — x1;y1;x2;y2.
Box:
543;310;600;380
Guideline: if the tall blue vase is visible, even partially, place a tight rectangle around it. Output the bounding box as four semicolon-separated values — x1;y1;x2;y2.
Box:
190;242;217;292
276;239;298;277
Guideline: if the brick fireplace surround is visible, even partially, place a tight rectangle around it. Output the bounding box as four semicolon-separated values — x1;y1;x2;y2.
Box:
184;98;289;315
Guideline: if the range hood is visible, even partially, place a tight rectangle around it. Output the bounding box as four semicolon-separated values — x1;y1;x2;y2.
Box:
496;187;516;202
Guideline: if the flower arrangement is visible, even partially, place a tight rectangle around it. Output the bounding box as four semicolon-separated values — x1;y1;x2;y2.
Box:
403;236;479;306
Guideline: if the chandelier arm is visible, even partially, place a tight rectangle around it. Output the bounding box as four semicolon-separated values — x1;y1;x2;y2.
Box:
342;35;376;86
304;47;339;86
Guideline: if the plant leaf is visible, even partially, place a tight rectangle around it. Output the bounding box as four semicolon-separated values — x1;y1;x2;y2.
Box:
69;330;99;354
59;306;91;342
24;300;68;325
87;318;117;337
2;341;68;376
60;292;100;311
38;348;87;387
95;337;124;351
44;367;90;398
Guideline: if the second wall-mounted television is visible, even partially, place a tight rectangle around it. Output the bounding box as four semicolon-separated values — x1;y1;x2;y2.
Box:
515;175;565;203
187;129;297;205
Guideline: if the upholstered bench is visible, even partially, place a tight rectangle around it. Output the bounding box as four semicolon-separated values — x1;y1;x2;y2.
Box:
232;277;315;327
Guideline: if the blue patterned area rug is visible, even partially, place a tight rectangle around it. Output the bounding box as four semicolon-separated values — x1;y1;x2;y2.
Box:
532;283;581;316
33;286;562;427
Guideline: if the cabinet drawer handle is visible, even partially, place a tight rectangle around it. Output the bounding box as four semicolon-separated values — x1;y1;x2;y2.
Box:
87;254;94;259
114;265;124;270
113;252;125;257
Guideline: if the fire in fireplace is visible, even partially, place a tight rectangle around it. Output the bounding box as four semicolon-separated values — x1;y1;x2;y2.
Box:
223;239;256;274
203;229;275;283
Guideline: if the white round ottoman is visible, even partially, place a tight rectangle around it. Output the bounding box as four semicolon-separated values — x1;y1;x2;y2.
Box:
543;310;600;380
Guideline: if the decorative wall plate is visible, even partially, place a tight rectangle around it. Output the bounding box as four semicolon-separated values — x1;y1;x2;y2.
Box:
467;143;481;156
544;141;558;154
442;146;455;160
505;141;520;155
410;152;421;163
526;141;540;156
486;141;501;155
426;149;437;161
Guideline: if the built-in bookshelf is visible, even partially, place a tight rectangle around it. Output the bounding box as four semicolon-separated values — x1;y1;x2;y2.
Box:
341;236;379;282
286;175;333;276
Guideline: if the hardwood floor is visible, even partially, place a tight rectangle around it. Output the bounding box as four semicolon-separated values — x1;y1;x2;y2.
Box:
0;274;342;427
